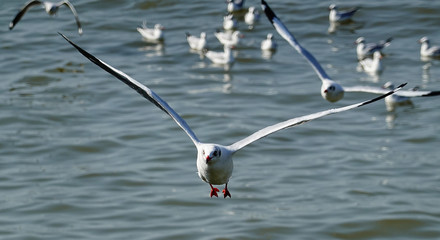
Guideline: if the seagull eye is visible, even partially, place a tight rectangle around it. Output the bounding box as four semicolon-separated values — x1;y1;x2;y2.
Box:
329;86;335;91
213;151;218;157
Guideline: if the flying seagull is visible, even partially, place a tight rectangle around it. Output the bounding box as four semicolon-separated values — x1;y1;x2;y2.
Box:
9;0;82;35
59;33;403;198
260;0;438;105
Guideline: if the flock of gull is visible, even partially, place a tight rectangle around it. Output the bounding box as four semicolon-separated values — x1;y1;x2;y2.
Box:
8;0;439;198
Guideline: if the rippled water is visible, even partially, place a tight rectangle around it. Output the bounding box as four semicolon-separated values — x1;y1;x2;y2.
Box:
1;0;439;239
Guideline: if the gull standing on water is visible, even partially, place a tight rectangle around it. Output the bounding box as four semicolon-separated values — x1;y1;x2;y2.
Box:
215;30;243;47
358;51;384;76
355;37;393;60
418;36;440;58
9;0;82;35
137;21;164;42
60;33;403;198
328;4;359;23
227;0;245;13
186;32;207;51
261;33;277;51
261;0;437;105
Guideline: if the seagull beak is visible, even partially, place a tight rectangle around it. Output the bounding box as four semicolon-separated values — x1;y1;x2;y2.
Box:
324;89;328;93
206;156;212;163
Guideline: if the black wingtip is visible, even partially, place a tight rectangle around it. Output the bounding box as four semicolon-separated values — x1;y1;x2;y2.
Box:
261;0;276;24
360;82;407;107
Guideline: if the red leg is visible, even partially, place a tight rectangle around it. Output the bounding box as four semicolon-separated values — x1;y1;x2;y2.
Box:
222;183;231;198
209;184;220;198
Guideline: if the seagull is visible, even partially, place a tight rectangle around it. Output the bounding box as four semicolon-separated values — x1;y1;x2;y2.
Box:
215;30;243;47
186;32;207;51
355;37;393;60
205;45;234;65
223;14;238;30
328;4;359;23
262;0;346;102
343;82;440;112
227;0;245;13
60;32;403;198
418;36;440;58
9;0;82;35
244;6;260;26
358;51;384;75
137;21;164;42
261;1;439;105
261;33;277;51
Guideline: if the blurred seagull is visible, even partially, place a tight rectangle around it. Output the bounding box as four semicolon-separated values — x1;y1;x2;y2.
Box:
205;45;234;65
215;30;243;47
137;21;164;42
355;37;393;60
227;0;245;12
328;4;359;23
244;6;260;26
186;32;207;51
262;0;432;105
60;32;403;198
359;51;384;75
9;0;82;35
418;36;440;58
261;33;277;51
223;14;238;30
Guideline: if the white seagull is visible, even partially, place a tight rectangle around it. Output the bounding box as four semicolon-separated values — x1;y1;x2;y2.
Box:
205;45;234;65
261;0;434;104
9;0;82;35
261;33;277;51
328;4;359;23
223;14;238;30
137;21;164;42
60;33;403;198
359;51;384;75
227;0;245;13
244;6;260;26
215;30;243;47
343;82;440;112
355;37;393;60
186;32;207;51
418;36;440;58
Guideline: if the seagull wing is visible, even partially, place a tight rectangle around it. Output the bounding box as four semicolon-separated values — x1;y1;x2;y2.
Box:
344;85;440;97
9;0;42;30
60;0;82;35
228;83;406;152
59;33;201;146
261;0;332;83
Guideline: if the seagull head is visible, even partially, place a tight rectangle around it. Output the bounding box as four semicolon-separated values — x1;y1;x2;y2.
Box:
418;36;429;44
322;82;344;102
328;4;338;11
355;37;366;45
200;144;222;164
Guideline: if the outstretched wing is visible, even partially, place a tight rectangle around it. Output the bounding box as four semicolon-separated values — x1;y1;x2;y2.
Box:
228;83;406;152
344;85;440;97
59;33;201;146
9;0;42;30
261;0;332;83
61;0;83;35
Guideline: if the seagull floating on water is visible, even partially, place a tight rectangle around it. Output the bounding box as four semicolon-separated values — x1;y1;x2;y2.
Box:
418;36;440;58
215;30;243;47
328;4;359;23
359;51;384;75
205;45;234;65
244;6;260;26
223;14;238;30
261;0;423;105
60;33;403;198
186;32;207;51
227;0;245;13
261;33;277;51
137;21;164;42
355;37;393;60
9;0;82;35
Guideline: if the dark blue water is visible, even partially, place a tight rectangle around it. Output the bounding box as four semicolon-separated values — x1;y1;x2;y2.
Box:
1;0;439;239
